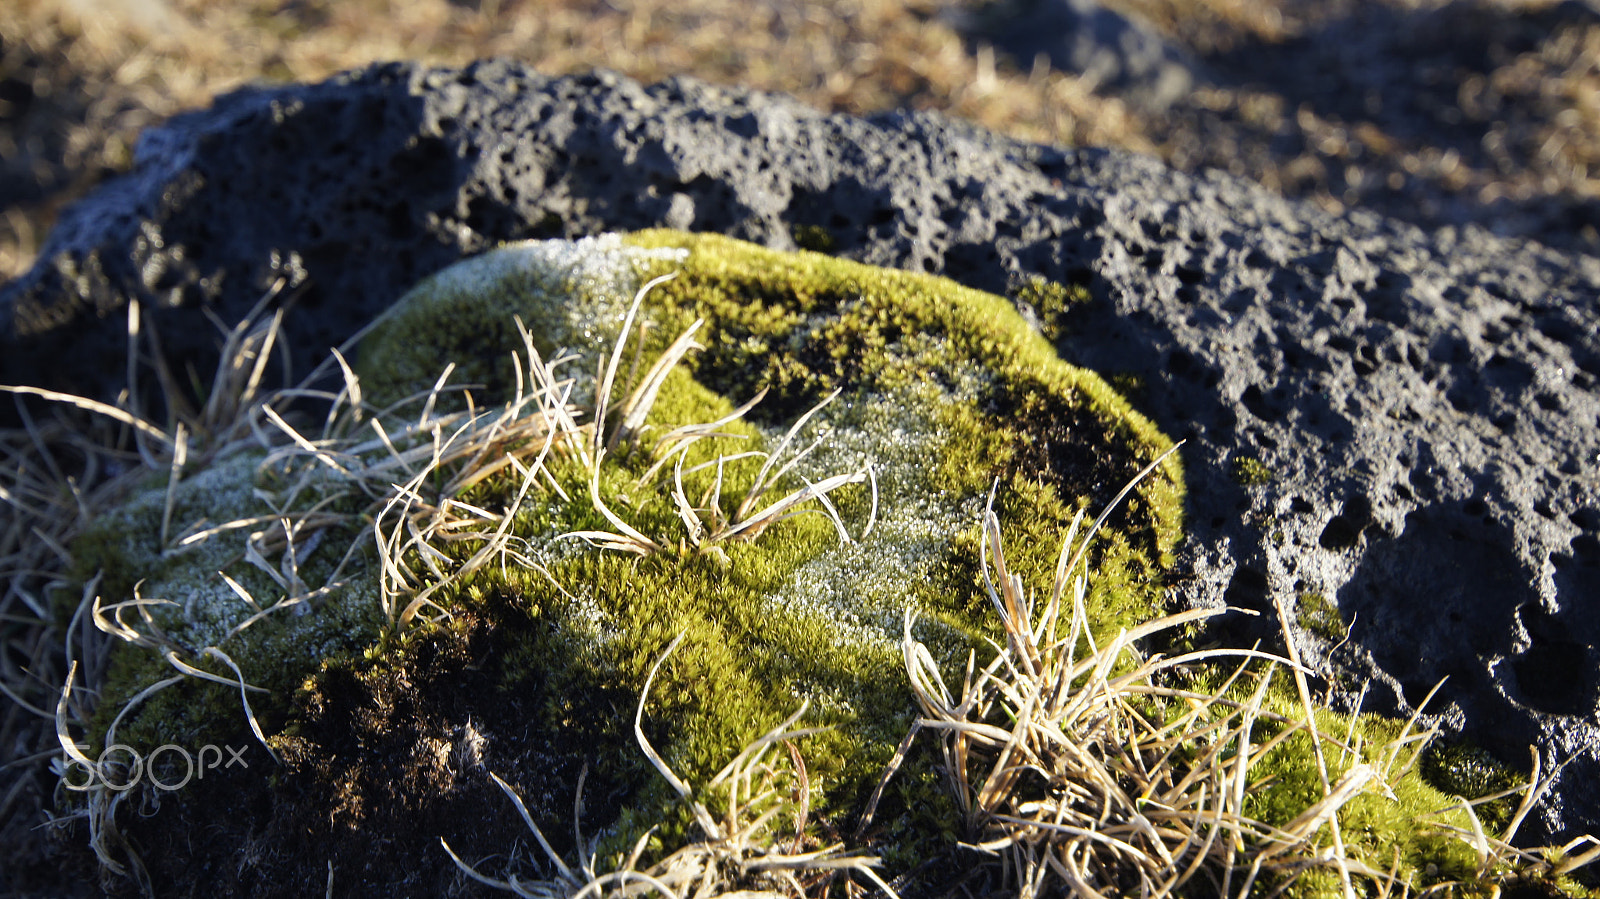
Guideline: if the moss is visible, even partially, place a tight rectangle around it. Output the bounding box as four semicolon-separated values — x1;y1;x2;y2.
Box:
67;231;1581;897
1012;275;1092;342
790;223;837;254
56;230;1176;891
350;235;693;410
69;450;383;756
332;230;1185;874
1420;740;1527;835
1296;590;1346;642
1234;453;1274;487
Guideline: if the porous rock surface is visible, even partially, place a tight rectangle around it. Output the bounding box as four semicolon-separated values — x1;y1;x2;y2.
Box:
3;60;1599;838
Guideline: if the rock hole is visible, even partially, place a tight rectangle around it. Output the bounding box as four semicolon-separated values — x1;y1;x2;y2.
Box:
1166;348;1200;381
1240;384;1280;422
1535;315;1577;343
1352;343;1380;376
1512;640;1596;717
1319;495;1374;550
1572;534;1600;567
1223;568;1269;607
1326;334;1358;354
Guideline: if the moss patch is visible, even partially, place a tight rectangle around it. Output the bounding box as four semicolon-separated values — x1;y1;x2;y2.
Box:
63;231;1181;896
1233;453;1274;487
62;231;1586;899
1296;590;1346;643
1011;275;1092;343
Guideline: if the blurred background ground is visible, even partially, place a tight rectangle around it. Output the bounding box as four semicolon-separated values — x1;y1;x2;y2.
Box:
4;0;1600;894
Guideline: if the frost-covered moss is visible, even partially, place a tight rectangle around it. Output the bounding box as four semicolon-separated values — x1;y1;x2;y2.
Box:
71;449;381;755
354;234;691;410
76;231;1576;898
318;230;1182;873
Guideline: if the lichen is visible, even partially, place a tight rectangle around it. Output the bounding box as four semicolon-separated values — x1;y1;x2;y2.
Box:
353;233;690;410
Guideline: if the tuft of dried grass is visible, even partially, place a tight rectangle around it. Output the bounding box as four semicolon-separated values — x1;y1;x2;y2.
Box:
557;273;870;563
0;286;297;889
443;631;897;899
867;454;1600;898
5;258;881;890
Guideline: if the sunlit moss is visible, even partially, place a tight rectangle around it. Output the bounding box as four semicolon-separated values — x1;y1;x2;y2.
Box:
1012;275;1092;343
1233;453;1274;487
72;232;1591;898
1297;590;1346;642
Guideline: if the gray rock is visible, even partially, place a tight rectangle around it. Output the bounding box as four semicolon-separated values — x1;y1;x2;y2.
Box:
3;60;1599;839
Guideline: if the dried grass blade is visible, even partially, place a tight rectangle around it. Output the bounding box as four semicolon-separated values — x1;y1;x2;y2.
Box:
612;318;704;453
722;468;866;542
735;387;841;522
0;385;173;449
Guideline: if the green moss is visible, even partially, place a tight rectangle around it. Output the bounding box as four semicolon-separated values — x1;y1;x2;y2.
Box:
70;451;383;756
790;223;837;254
1234;453;1274;487
326;230;1185;871
1296;590;1346;642
70;231;1583;897
1012;275;1092;342
1421;740;1526;835
350;236;693;410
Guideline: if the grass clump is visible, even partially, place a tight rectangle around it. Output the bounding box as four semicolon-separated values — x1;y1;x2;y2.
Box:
873;473;1600;899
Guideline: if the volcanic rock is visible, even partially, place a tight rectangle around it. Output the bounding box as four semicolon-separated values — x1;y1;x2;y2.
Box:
3;60;1598;838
